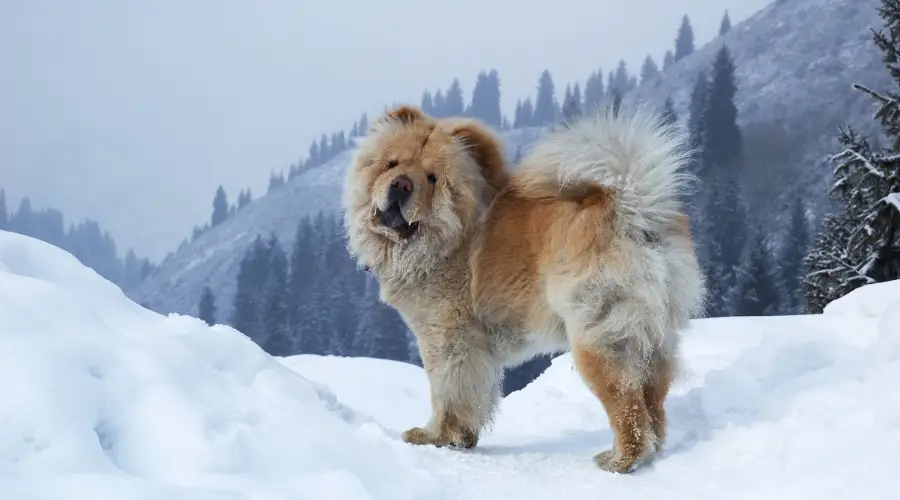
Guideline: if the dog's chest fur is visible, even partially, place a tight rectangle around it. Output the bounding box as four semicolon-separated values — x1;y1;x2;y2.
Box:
379;248;479;337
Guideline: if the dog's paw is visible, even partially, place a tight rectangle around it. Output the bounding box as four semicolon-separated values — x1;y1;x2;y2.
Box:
593;449;637;474
447;428;479;449
402;427;435;446
401;426;478;449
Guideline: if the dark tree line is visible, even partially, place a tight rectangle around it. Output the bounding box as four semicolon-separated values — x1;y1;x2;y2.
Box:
802;0;900;312
0;188;156;291
679;43;809;318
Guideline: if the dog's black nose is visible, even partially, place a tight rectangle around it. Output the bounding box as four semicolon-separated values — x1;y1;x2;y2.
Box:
388;175;413;204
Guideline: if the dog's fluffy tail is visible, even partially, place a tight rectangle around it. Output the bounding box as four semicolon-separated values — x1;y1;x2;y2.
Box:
514;104;695;238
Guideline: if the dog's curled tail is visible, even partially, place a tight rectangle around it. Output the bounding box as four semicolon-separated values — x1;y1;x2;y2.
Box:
515;104;695;238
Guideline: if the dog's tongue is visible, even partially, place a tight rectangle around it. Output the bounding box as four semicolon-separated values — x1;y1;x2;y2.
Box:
381;205;408;229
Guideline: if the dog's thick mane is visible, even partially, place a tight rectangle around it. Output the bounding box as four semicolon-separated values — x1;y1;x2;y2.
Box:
341;106;510;285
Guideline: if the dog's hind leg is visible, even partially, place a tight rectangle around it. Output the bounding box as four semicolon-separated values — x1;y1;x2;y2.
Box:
642;352;673;452
570;340;655;473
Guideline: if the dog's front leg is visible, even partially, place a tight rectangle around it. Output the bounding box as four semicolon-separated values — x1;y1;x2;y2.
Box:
402;331;502;449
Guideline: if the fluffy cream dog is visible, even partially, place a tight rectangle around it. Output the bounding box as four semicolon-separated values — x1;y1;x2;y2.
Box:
341;104;705;473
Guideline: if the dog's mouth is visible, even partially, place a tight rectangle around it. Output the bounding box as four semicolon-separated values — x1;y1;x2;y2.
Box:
377;202;419;239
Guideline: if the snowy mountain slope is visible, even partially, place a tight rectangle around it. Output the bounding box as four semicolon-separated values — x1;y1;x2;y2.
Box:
627;0;892;215
3;229;899;499
131;127;543;320
132;0;890;320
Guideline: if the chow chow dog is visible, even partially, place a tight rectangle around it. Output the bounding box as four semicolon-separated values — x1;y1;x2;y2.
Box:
341;103;705;473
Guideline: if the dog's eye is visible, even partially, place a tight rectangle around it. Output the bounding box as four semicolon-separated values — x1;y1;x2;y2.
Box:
387;160;399;169
427;173;437;184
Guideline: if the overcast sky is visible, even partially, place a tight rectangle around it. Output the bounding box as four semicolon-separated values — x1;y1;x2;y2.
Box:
1;0;772;261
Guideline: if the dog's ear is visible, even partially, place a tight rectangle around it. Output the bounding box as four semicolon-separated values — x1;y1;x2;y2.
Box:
385;105;425;125
448;120;510;193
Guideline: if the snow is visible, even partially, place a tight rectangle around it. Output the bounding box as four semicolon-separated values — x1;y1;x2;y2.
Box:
882;192;900;212
4;228;900;499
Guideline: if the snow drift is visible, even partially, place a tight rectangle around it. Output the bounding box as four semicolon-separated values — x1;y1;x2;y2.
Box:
2;229;900;499
0;230;436;500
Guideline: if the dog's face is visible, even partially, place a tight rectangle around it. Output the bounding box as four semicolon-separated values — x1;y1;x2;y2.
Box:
342;105;509;278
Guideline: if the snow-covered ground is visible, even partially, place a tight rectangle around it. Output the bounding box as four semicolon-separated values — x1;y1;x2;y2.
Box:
2;229;899;499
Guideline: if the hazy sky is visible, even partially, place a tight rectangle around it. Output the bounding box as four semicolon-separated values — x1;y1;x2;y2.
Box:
1;0;772;261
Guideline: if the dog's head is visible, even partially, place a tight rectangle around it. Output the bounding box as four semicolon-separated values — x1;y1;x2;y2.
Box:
342;105;509;280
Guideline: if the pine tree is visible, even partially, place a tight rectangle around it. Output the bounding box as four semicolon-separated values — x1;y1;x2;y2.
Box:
321;215;361;356
732;228;780;316
701;46;742;176
231;235;270;342
662;95;678;126
611;60;630;96
803;213;857;312
0;188;7;230
513;100;524;128
611;91;623;117
267;171;286;193
262;235;292;356
675;15;695;61
572;83;582;116
561;84;572;119
358;113;369;135
583;70;605;115
467;70;502;127
627;75;638;92
687;71;709;156
719;10;733;36
703;175;749;316
352;276;380;357
238;189;252;209
141;259;154;280
421;91;435;115
640;55;660;84
11;197;32;235
561;83;582;121
318;134;330;162
211;186;229;227
520;98;535;127
780;195;810;313
663;50;675;71
288;217;323;354
484;69;502;127
533;70;557;125
333;130;347;154
433;90;446;117
354;278;410;361
308;140;320;166
444;78;465;117
349;121;359;138
198;286;216;326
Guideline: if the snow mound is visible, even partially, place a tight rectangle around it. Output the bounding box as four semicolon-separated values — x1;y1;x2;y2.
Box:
0;230;436;500
3;229;900;499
